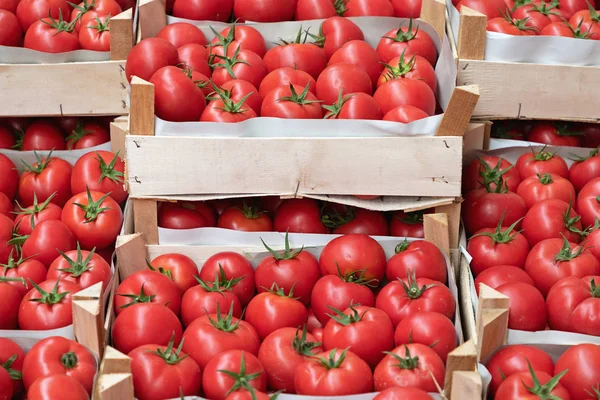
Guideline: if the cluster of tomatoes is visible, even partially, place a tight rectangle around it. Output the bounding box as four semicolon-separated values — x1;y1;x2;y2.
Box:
125;17;439;123
0;336;97;400
0;149;126;332
157;197;429;237
0;0;124;52
165;0;425;23
492;120;600;148
485;343;600;399
110;233;457;399
463;147;600;335
455;0;599;38
0;117;112;151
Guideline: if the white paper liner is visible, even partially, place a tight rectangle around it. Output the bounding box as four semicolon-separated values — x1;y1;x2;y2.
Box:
0;143;112;172
0;46;109;64
448;3;600;66
154;16;457;138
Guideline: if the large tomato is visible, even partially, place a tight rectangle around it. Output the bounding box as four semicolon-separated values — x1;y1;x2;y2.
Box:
462;188;527;236
181;279;242;326
259;67;316;98
209;25;266;58
377;21;437;65
0;252;47;296
373;79;436;116
233;0;295;22
321;207;388;235
22;220;76;267
555;343;600;399
547;275;600;335
527;122;582;147
517;148;569;179
521;199;582;246
512;2;565;30
212;47;267;90
71;151;127;205
374;387;432;400
570;6;600;38
172;0;232;20
0;338;25;395
389;210;426;237
156;22;206;48
78;14;110;51
61;189;123;250
150;66;206;122
540;20;582;36
157;201;216;229
71;0;121;30
516;173;576;209
319;234;386;283
316;63;372;105
177;43;211;76
21;120;66;151
524;236;600;297
0;125;16;148
342;0;395;16
18;279;81;330
14;194;62;235
0;154;18;199
474;265;534;294
217;204;273;231
125;38;179;82
377;53;436;93
463;156;521;193
129;335;202;400
295;0;337;20
112;303;183;354
0;276;23;329
569;147;600;193
273;198;328;233
329;40;384;87
0;0;18;13
19;154;72;207
323;92;383;120
0;10;22;46
114;270;181;316
394;311;456;362
576;177;600;227
149;253;198;295
199;252;255;305
0;215;15;265
16;0;71;32
203;350;266;400
318;17;364;59
562;0;595;19
261;84;323;119
65;120;110;149
386;239;447;282
27;375;89;400
24;16;80;53
496;282;547;331
294;349;374;395
495;368;571;400
46;245;112;292
219;79;263;116
373;343;445;392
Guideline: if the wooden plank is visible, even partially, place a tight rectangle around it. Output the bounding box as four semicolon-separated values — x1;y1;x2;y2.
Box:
129;77;155;136
435;202;461;250
126;136;463;197
95;347;133;400
451;371;482;400
72;282;104;359
424;213;450;256
110;8;134;61
444;340;478;398
476;284;509;362
138;0;167;41
458;60;600;121
435;85;480;137
116;232;150;279
132;199;159;245
419;0;447;42
463;122;486;154
457;7;486;61
459;255;478;343
0;62;128;117
110;119;128;159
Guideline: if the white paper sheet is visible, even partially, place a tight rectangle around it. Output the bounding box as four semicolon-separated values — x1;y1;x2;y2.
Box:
0;143;112;172
0;46;109;64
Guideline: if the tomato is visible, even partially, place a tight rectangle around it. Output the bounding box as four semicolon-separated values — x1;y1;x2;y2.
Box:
0;0;18;13
78;14;110;51
578;122;600;148
377;21;437;66
376;276;455;327
394;311;456;362
540;21;579;36
156;22;206;48
129;335;202;400
498;282;548;331
315;17;365;59
386;239;447;282
21;120;66;151
149;253;198;295
225;390;272;400
181;280;242;326
0;10;22;46
14;195;62;236
22;220;76;267
463;156;521;193
61;189;123;250
0;154;18;200
114;270;181;316
177;44;211;76
126;38;179;82
311;273;376;325
316;64;372;106
525;236;600;297
258;326;321;393
547;275;600;335
0;252;46;296
522;199;582;246
456;0;508;18
209;25;266;58
569;147;600;193
0;277;24;329
569;6;600;36
212;47;267;90
27;375;90;400
576;177;600;228
151;66;206;122
513;2;565;30
218;204;273;231
323;92;383;120
342;0;394;16
16;0;71;32
19;154;72;208
496;368;571;400
264;41;327;82
24;16;80;53
377;53;437;94
234;0;295;22
19;279;81;330
182;309;260;369
516;148;569;179
373;343;445;392
555;343;600;399
202;350;266;400
70;0;120;28
492;121;527;139
171;0;231;19
65;120;110;149
517;173;576;209
255;233;320;305
0;124;16;148
389;209;426;237
321;207;388;235
71;151;127;205
0;215;15;265
462;188;527;236
158;201;217;229
373;78;436;116
0;338;25;396
199;252;255;305
46;245;111;292
320;234;386;283
273;198;328;233
329;40;384;87
527;122;582;147
259;68;316;99
374;387;432;400
295;0;337;19
218;80;263;116
383;105;429;122
295;349;374;395
0;192;10;218
474;265;534;294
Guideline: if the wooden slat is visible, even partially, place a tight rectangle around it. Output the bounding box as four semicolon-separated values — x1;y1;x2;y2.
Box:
72;283;104;359
458;60;600;121
424;213;450;256
109;8;134;61
419;0;447;42
129;77;155;136
116;232;150;279
457;7;486;61
138;0;167;41
476;284;509;362
451;371;482;400
459;255;478;343
95;347;133;400
435;85;480;137
0;62;128;117
132;199;159;245
444;340;478;399
110;118;128;157
435;202;461;250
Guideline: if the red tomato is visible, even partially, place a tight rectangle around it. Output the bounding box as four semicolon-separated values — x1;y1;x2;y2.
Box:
456;0;508;18
577;177;600;227
156;22;206;48
295;349;374;395
497;282;547;331
474;265;534;294
570;7;600;37
527;122;582;147
320;234;386;283
233;0;295;22
342;0;394;16
322;207;388;235
547;275;600;335
0;338;25;396
125;38;179;82
377;21;437;65
377;53;436;94
209;25;266;58
516;172;576;209
171;0;232;20
0;215;15;265
318;17;364;59
258;326;321;393
389;209;427;237
562;0;595;19
78;14;110;51
18;279;81;330
0;154;18;199
181;281;242;326
329;40;384;87
177;44;211;76
129;335;202;400
61;190;123;250
151;66;206;122
386;239;447;282
22;220;76;267
295;0;337;19
0;0;18;13
578;122;600;148
376;276;455;327
21;120;66;151
0;124;16;148
182;310;260;369
0;252;47;296
513;2;565;30
373;343;445;392
383;105;429;122
201;97;257;122
0;276;24;329
71;151;127;205
273;198;328;233
259;68;316;99
65;120;110;149
540;20;579;36
569;147;600;192
149;253;198;295
24;16;80;53
218;80;263;116
264;41;327;81
374;387;432;400
316;63;373;105
462;188;527;237
19;155;72;208
203;350;266;400
0;9;22;46
0;192;10;218
158;201;217;229
555;343;600;399
373;78;435;116
46;245;111;292
199;252;255;305
495;368;571;400
516;148;569;179
522;199;582;246
218;204;273;231
70;0;120;29
212;47;267;90
525;236;600;296
27;375;90;400
114;270;181;316
463;156;521;193
323;92;383;120
16;0;71;32
112;303;183;354
394;311;456;362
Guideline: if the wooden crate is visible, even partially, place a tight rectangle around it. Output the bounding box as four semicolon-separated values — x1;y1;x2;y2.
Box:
453;7;600;122
0;9;134;118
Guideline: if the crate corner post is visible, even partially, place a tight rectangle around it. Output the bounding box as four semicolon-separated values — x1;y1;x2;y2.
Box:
419;0;447;43
423;213;450;256
138;0;168;40
476;284;510;362
109;8;134;61
116;231;151;280
451;371;483;400
444;340;478;399
72;282;104;359
436;85;480;137
94;347;134;400
129;77;155;137
457;6;487;61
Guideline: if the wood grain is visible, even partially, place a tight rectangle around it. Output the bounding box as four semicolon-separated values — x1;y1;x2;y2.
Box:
138;0;167;41
109;8;134;61
457;7;487;60
116;232;150;279
424;213;450;256
435;85;480;137
451;371;482;400
72;283;103;359
477;284;510;361
445;340;478;398
129;77;155;136
420;0;447;42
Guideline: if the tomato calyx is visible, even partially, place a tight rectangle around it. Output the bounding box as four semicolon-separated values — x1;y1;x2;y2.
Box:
570;147;600;163
385;346;420;370
314;348;348;370
66;120;92;149
510;0;534;11
151;333;188;365
589;278;600;298
68;0;96;16
552;123;583;138
321;205;356;227
146;259;173;280
522;361;568;400
585;385;600;399
209;85;254;115
6;223;29;251
333;0;348;16
529;145;558;162
264;282;299;299
537;173;554;185
56;243;97;278
14;192;57;232
42;10;76;34
326;302;367;326
476;156;515;192
0;276;27;290
117;283;156;308
61;352;79;369
95;151;124;185
21;150;55;175
471;213;522;244
278;26;311;46
30;279;69;305
336;266;379;287
210;46;250;80
195;265;242;293
207;302;243;332
88;15;111;33
499;9;539;33
74;188;112;223
260;231;303;261
384;18;420;44
1;249;34;272
1;354;22;380
525;1;561;17
208;24;238;54
399;273;435;299
381;50;417;83
277;83;321;107
218;352;264;397
562;200;583;237
585;1;600;23
322;90;356;120
395;210;425;225
292;325;321;356
553;235;586;262
395;238;412;253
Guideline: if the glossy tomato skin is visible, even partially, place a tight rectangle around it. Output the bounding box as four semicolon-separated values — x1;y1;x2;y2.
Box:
201;100;257;122
389;210;426;237
181;283;242;326
394;311;456;362
576;177;600;227
19;279;81;330
177;43;211;76
0;214;14;265
386;239;447;282
555;343;600;399
209;25;266;58
65;121;110;149
264;42;327;81
217;207;273;232
540;21;577;36
21;120;66;151
203;350;266;400
295;0;336;19
522;199;582;246
212;48;267;90
71;151;127;205
546;275;600;335
377;26;437;65
462;189;527;236
329;40;384;87
0;154;18;199
0;9;22;47
112;303;183;354
527;122;582;147
27;375;90;400
0;279;22;329
343;0;395;16
374;387;432;400
316;63;373;105
0;338;25;395
474;265;534;294
373;343;445;392
274;198;328;233
377;54;436;93
467;226;530;275
325;92;383;120
326;208;388;235
199;252;255;305
295;349;374;395
234;0;295;22
569;150;600;193
0;125;16;148
125;38;179;82
46;248;111;292
497;282;547;331
0;192;10;217
78;14;110;51
320;234;387;283
495;369;571;400
259;68;316;98
261;84;323;119
171;0;232;20
22;220;76;267
311;274;376;325
320;17;364;59
373;79;436;116
246;291;308;340
114;270;181;316
19;156;72;207
158;201;216;229
463;156;521;193
517;150;569;179
16;0;71;32
516;173;576;209
24;18;80;53
149;253;198;295
156;22;206;48
1;254;47;295
151;66;206;122
219;80;263;116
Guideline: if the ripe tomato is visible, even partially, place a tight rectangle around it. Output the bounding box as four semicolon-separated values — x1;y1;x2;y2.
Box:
158;201;216;229
318;17;364;59
462;188;527;236
61;190;123;250
377;53;437;93
522;199;582;246
177;43;211;76
14;196;62;235
65;120;110;149
0;0;18;13
171;0;232;20
527;122;582;147
46;245;111;292
151;66;206;122
27;375;90;400
373;343;445;392
576;177;600;227
0;215;15;265
0;338;25;396
386;239;447;282
342;0;394;16
295;349;374;395
579;122;600;148
394;311;456;362
562;0;595;19
547;275;600;335
199;252;255;305
516;173;576;209
218;79;263;116
321;207;388;235
374;387;432;400
114;270;181;316
218;204;273;231
261;83;322;119
570;148;600;193
19;279;81;330
0;124;16;148
203;350;266;400
540;20;580;36
0;10;22;47
316;63;373;105
24;15;80;53
22;220;76;267
0;192;10;218
295;0;337;20
149;253;198;295
383;104;429;122
497;282;547;331
19;154;72;207
376;276;455;327
233;0;295;22
0;252;47;296
156;22;206;48
463;156;521;193
323;92;383;120
474;265;534;294
125;38;179;82
273;198;328;233
320;234;386;283
555;343;600;399
389;209;427;237
21;120;66;151
0;154;18;200
513;2;565;30
201;98;257;122
71;151;127;205
78;14;110;51
329;40;384;87
212;47;267;90
129;335;202;400
16;0;70;32
373;79;436;116
181;281;242;326
209;25;266;57
377;21;437;65
487;16;540;35
495;368;570;400
525;236;600;297
259;68;316;99
0;276;23;329
182;310;260;369
516;148;569;179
